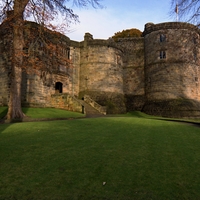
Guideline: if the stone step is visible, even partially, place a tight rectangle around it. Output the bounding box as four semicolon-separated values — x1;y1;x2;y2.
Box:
79;100;104;117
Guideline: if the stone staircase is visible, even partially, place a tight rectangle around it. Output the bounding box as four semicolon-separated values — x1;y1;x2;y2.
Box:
79;100;106;118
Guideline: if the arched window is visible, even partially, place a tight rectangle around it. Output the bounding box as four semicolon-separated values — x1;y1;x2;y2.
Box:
55;82;63;93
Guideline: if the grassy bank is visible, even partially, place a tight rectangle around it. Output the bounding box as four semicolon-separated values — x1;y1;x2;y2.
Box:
0;115;200;199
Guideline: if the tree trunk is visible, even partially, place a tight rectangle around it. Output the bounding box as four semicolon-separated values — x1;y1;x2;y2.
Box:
6;0;29;120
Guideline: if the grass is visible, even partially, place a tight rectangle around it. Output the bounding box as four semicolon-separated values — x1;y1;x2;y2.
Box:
0;113;200;199
22;107;85;119
0;107;85;119
122;111;200;124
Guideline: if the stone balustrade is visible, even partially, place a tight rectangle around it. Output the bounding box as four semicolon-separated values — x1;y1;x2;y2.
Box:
84;95;106;115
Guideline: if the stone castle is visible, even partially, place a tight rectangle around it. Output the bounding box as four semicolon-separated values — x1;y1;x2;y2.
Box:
0;19;200;118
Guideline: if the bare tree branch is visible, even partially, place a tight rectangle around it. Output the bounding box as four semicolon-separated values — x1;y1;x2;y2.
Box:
170;0;200;26
0;0;103;119
0;0;103;25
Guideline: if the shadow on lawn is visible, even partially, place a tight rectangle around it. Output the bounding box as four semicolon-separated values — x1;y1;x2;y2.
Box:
0;107;28;124
154;117;200;128
0;107;200;129
0;107;44;124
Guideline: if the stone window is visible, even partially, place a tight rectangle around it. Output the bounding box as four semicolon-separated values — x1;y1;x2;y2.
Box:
193;50;197;62
193;37;197;44
55;82;63;93
160;51;166;59
160;34;166;42
67;48;70;59
195;77;198;82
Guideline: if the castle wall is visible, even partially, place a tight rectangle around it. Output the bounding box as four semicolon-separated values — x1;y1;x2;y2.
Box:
22;73;49;106
21;72;73;107
69;43;81;97
0;21;12;106
143;22;200;117
116;37;145;110
79;35;126;113
79;42;123;94
20;22;74;107
0;21;82;109
1;19;200;117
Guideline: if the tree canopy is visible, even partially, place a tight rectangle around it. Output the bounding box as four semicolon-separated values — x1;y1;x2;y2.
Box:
112;28;142;41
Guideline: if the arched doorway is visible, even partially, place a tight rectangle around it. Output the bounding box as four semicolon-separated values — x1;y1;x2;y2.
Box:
55;82;63;93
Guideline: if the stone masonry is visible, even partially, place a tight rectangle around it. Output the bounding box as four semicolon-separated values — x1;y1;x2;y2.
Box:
143;22;200;117
0;20;200;117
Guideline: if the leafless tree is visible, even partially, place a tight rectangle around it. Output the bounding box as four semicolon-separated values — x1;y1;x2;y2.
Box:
171;0;200;26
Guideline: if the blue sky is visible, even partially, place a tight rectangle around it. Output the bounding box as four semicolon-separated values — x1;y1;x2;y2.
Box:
67;0;174;41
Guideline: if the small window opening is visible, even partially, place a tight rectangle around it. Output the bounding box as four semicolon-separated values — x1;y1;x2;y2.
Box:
55;82;63;93
193;37;197;44
195;77;198;82
194;50;197;62
67;48;70;59
160;51;166;59
160;34;166;42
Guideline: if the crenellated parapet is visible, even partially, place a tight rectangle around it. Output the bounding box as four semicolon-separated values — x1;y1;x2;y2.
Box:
78;32;121;51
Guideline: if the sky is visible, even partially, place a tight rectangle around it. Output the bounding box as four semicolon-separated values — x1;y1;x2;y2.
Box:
66;0;174;41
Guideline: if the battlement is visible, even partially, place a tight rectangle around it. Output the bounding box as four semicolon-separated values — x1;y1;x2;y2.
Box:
143;22;200;36
79;32;120;50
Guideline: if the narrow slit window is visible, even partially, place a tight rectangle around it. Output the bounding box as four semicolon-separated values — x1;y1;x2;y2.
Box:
194;50;197;62
160;51;166;59
193;37;197;44
160;34;166;42
67;48;70;59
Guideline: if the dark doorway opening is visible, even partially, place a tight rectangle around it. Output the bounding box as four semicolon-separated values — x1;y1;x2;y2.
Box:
55;82;63;93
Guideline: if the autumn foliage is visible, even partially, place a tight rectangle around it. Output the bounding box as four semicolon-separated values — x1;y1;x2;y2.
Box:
112;28;142;41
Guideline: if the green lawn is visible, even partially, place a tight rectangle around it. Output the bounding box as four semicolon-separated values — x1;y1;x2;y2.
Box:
0;114;200;199
0;107;85;119
22;107;85;119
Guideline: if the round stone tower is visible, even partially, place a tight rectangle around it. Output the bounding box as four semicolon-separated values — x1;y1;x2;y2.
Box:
79;33;126;114
143;22;200;117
